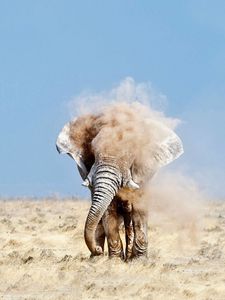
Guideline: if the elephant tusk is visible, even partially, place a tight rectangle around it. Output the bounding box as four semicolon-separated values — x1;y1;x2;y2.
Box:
127;179;140;189
82;178;90;187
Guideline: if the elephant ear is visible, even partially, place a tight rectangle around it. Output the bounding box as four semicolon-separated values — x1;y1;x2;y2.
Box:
56;115;99;180
152;130;183;167
131;121;184;185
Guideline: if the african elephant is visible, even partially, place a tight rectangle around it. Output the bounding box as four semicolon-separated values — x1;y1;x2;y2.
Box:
56;103;183;259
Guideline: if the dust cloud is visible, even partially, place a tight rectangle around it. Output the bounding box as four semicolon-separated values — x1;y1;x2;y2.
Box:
69;77;206;238
149;170;206;246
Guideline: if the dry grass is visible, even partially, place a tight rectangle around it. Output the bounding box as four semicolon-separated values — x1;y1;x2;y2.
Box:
0;198;225;299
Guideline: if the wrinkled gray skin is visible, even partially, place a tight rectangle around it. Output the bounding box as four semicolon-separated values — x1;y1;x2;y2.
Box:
56;117;183;260
83;155;144;259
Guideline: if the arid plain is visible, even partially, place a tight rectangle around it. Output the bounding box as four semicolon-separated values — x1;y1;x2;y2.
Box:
0;198;225;300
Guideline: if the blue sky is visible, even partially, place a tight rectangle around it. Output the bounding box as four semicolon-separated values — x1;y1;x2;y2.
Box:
0;1;225;198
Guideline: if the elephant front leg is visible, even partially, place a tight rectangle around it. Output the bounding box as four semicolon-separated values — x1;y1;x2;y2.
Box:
131;205;148;259
102;199;124;259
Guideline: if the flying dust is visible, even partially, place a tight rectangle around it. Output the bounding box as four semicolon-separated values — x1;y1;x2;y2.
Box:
69;77;207;247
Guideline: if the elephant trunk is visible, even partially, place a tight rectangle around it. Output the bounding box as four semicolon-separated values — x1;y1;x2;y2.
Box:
84;165;121;255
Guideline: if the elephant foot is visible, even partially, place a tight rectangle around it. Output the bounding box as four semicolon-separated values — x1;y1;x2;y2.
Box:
128;255;148;264
130;249;148;261
131;231;148;259
108;239;124;260
109;251;124;260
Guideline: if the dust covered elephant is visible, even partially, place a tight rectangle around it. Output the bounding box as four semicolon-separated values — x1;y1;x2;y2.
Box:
56;103;183;259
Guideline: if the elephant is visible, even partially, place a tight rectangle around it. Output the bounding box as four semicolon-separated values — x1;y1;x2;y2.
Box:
56;103;183;259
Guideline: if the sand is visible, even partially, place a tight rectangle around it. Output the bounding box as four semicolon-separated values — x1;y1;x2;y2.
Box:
0;198;225;300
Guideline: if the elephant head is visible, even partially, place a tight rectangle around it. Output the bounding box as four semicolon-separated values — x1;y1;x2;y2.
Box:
56;105;183;255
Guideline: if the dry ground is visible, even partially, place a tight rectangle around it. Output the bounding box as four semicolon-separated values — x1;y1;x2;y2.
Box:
0;198;225;300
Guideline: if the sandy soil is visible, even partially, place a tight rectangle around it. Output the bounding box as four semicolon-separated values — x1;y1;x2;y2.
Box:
0;198;225;300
